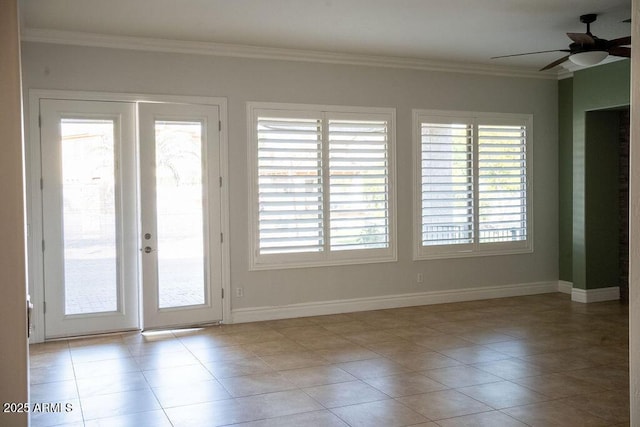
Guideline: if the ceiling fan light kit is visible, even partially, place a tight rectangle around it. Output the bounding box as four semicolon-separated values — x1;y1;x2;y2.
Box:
568;50;609;66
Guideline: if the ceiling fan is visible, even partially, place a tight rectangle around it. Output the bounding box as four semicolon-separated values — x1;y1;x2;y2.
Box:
492;14;631;71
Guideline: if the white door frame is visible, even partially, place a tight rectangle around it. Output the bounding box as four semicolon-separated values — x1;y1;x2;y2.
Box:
26;89;231;343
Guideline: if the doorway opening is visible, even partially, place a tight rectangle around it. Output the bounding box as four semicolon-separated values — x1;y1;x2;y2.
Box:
585;106;630;301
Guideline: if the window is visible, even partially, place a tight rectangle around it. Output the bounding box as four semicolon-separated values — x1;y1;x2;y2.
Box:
413;110;532;259
249;103;396;269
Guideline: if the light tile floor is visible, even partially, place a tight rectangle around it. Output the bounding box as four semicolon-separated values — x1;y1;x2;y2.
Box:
29;293;630;426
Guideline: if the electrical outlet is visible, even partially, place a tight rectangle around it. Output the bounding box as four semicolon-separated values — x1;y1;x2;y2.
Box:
236;287;244;297
417;273;424;283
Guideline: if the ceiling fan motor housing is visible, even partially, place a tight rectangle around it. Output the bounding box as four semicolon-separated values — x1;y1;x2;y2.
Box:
569;38;608;53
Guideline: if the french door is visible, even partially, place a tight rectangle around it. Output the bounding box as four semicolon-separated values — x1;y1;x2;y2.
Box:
139;103;222;329
40;99;222;338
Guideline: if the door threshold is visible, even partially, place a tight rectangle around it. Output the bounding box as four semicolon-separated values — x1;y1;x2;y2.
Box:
142;320;222;334
38;321;224;343
39;328;141;343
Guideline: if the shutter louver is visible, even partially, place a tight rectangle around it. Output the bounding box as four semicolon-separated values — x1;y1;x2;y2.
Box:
478;124;527;243
329;119;390;251
257;117;324;254
420;122;474;246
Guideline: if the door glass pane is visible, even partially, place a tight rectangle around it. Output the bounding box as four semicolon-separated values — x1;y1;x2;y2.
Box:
155;121;206;308
61;119;118;315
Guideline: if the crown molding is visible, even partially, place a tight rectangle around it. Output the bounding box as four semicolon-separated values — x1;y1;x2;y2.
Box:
557;69;575;80
21;28;558;80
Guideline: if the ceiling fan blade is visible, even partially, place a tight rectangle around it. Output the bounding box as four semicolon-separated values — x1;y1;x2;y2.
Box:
491;49;570;59
608;36;631;47
567;32;595;45
539;55;570;71
609;46;631;57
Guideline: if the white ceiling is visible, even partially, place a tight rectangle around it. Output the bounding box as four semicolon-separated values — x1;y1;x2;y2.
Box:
20;0;631;74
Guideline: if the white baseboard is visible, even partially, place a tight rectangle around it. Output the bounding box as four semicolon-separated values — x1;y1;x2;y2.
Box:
571;286;620;303
554;280;620;303
557;280;573;295
230;280;560;324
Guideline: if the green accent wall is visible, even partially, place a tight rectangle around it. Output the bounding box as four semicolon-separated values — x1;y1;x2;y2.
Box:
558;78;573;281
561;60;630;290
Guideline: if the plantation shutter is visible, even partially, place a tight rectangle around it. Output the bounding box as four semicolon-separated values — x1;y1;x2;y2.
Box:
251;104;396;269
328;117;390;251
477;123;527;243
415;110;531;259
256;115;324;254
420;121;474;247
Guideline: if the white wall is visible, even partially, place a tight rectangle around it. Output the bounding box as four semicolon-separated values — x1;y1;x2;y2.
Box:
0;0;29;425
629;0;639;421
21;42;558;317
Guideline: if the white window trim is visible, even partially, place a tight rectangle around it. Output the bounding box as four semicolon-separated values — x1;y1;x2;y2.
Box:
248;102;397;270
412;109;534;260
